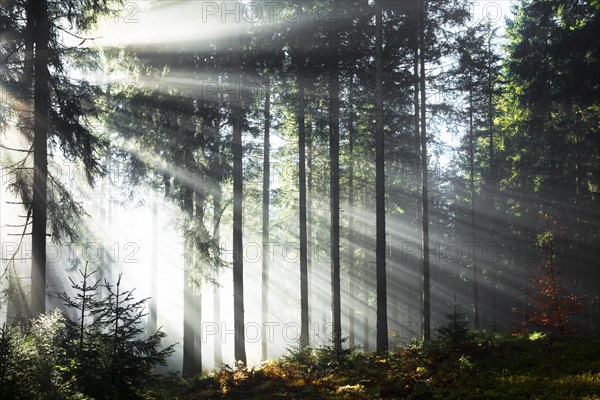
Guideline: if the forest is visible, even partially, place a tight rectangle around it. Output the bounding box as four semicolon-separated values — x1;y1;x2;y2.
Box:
0;0;599;398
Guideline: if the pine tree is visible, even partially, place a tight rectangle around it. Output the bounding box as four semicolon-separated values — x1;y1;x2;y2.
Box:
232;30;247;365
262;75;271;359
296;29;310;350
103;274;174;397
436;303;474;351
328;7;342;355
374;0;388;353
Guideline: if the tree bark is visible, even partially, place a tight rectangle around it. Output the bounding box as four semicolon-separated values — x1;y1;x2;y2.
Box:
347;75;356;348
192;189;204;375
298;59;309;349
262;76;271;359
328;23;342;354
419;1;431;342
375;0;388;352
232;32;246;364
307;111;313;336
182;187;195;376
469;70;479;327
413;43;421;336
31;0;49;318
148;193;158;335
212;121;223;366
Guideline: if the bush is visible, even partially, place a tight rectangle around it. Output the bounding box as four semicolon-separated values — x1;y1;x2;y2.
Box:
0;268;173;400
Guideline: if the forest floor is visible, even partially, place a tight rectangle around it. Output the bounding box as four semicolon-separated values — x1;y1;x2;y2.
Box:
145;334;600;400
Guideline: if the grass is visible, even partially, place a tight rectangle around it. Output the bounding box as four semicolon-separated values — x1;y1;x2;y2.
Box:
143;334;600;399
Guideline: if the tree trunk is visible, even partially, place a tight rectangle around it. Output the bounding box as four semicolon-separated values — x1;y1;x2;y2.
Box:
182;187;195;376
232;32;246;364
212;123;223;366
469;71;479;327
307;111;313;336
148;193;158;335
347;75;356;349
298;56;309;349
375;0;388;352
413;44;421;334
31;0;49;318
487;37;495;185
487;36;497;329
192;189;204;375
419;1;431;342
328;24;342;354
262;76;271;359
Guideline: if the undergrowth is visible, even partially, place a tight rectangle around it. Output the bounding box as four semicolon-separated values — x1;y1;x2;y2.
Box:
150;305;600;400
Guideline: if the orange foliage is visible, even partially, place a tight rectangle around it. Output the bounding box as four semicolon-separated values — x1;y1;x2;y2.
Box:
515;213;583;336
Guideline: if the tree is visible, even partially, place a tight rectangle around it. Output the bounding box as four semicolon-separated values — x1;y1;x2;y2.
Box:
262;76;271;359
418;0;431;342
517;213;583;336
1;0;116;322
211;112;225;367
148;194;158;336
410;0;471;341
181;105;198;377
232;30;246;364
328;15;342;353
30;0;50;318
90;273;173;398
46;269;174;398
296;30;310;350
499;0;600;331
346;74;356;348
450;24;502;328
55;262;103;354
374;0;388;352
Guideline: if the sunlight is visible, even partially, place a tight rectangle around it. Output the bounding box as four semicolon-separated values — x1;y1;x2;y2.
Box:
1;0;598;395
0;126;33;327
92;1;251;50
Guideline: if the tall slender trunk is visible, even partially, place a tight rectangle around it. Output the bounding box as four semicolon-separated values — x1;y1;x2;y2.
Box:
361;187;369;349
487;36;497;329
213;286;222;365
212;123;223;366
261;77;271;359
328;25;342;353
148;193;158;334
96;144;110;323
347;76;356;348
413;45;421;332
192;189;204;375
375;0;388;352
419;1;431;342
307;114;313;333
78;263;89;354
298;61;310;349
31;0;49;318
182;185;195;376
232;32;246;364
468;71;478;327
487;38;495;184
106;141;113;291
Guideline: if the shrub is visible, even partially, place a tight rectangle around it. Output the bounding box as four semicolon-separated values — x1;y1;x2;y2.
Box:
0;268;173;400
